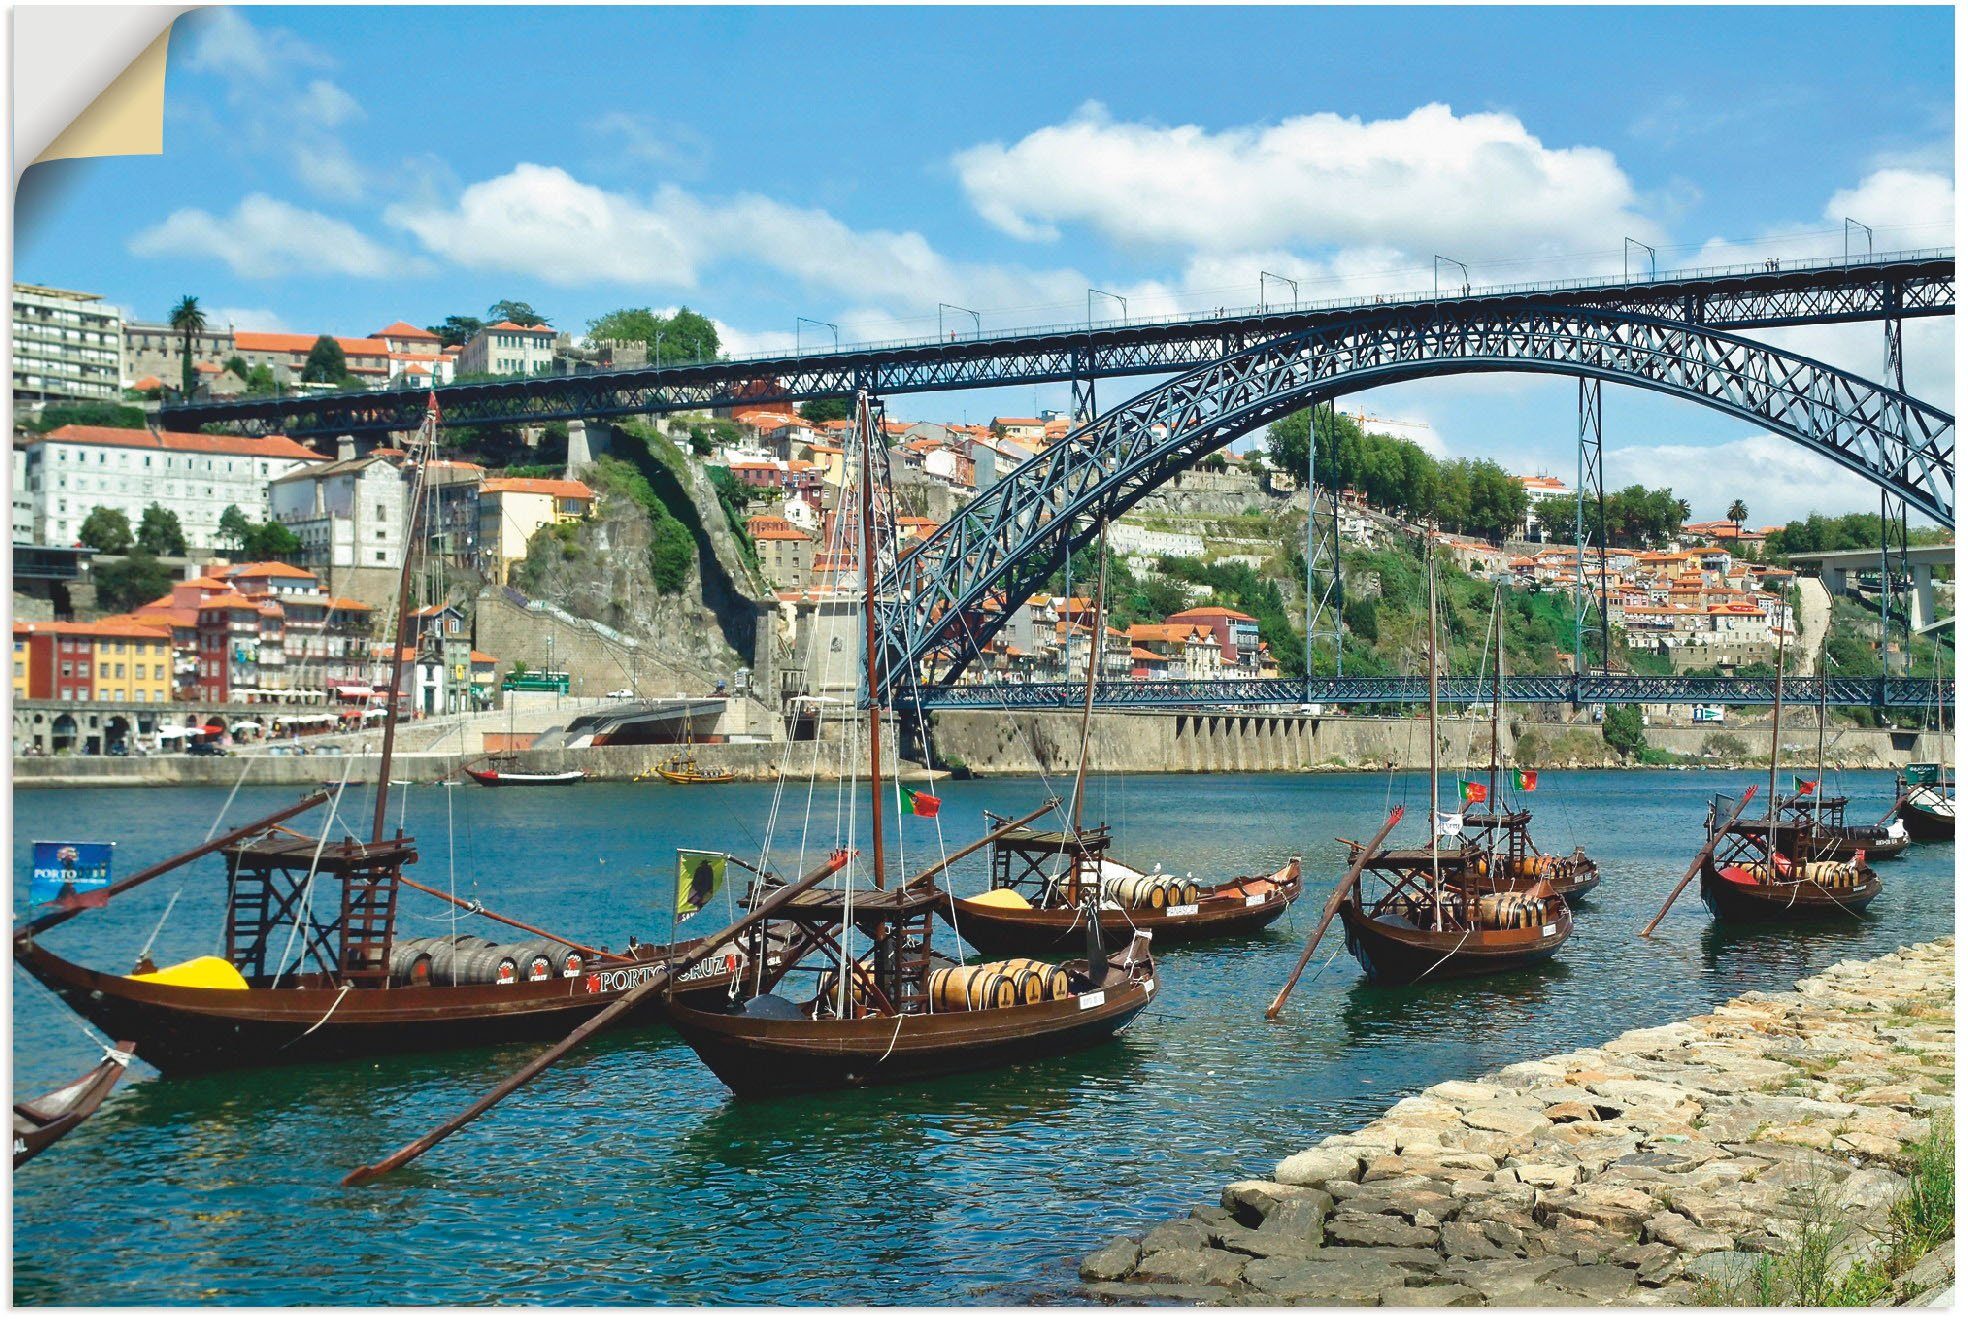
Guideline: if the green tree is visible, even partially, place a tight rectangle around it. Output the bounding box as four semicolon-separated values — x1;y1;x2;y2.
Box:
1602;704;1646;758
584;305;720;364
169;294;206;397
245;362;278;395
799;397;851;425
137;504;187;556
29;401;147;433
301;335;347;384
222;354;250;381
93;550;175;613
77;506;133;553
427;315;484;347
1343;595;1380;643
242;520;302;561
487;299;548;326
217;505;254;552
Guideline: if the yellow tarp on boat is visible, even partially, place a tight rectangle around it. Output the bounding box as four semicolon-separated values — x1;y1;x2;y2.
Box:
964;888;1032;909
129;955;249;991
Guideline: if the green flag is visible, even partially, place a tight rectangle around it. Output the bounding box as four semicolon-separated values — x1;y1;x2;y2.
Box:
676;850;727;917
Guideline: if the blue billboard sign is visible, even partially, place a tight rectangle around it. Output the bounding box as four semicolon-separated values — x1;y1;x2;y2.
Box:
30;841;115;910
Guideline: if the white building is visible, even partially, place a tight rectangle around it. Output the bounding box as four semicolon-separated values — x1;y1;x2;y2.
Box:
268;451;409;572
20;424;322;550
457;321;555;377
13;444;33;541
1346;409;1437;451
1107;521;1206;560
13;284;123;407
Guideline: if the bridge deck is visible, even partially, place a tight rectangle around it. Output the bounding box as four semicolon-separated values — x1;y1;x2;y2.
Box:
908;676;1953;710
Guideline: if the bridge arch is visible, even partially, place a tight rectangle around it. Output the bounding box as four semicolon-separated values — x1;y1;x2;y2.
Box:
884;303;1954;689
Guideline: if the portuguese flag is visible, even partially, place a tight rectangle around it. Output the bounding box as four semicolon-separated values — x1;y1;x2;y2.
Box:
1793;776;1820;795
1513;769;1538;792
905;790;942;818
1457;778;1488;805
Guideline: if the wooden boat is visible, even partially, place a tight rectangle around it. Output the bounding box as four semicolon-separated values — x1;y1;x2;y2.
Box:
1270;547;1572;1000
13;399;737;1077
464;756;587;787
1648;625;1883;931
642;751;735;785
1898;765;1955;840
950;517;1299;955
13;1043;132;1168
1740;792;1912;862
952;822;1299;954
1698;793;1881;919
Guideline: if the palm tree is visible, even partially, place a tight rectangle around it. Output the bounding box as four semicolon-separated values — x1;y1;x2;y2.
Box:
169;295;206;398
1726;498;1748;542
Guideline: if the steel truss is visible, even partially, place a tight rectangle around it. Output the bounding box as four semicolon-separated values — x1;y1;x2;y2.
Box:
910;675;1954;711
162;254;1953;437
877;304;1955;698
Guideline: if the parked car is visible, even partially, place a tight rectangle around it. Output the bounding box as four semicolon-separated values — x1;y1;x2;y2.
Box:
106;741;129;757
607;688;635;699
187;742;230;757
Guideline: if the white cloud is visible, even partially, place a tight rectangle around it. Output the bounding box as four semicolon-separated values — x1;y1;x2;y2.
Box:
588;113;711;173
129;195;424;280
1609;432;1890;525
384;164;1095;319
180;8;333;80
952;102;1657;257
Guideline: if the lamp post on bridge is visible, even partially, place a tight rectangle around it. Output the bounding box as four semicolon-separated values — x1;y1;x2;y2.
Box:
1843;217;1873;264
795;317;839;356
1433;256;1470;298
1087;288;1128;326
1259;271;1299;313
1623;238;1657;281
938;303;980;342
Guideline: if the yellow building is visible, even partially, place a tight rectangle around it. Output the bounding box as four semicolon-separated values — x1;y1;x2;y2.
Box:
84;618;174;704
478;477;596;583
12;624;29;703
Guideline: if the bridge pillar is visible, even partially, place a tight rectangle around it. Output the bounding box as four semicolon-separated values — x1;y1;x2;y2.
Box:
565;420;591;475
1912;563;1935;632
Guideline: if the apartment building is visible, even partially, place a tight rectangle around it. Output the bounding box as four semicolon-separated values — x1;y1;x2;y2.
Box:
457;322;556;377
13;283;123;407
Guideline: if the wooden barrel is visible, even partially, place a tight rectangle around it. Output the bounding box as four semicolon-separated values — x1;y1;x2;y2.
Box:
389;936;439;985
537;941;584;977
990;958;1048;1004
929;965;1011;1011
425;934;494;982
817;965;877;1015
459;946;519;985
505;943;556;982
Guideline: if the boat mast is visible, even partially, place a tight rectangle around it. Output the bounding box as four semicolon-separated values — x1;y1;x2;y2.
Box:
1426;543;1442;931
857;393;887;890
1069;521;1110;835
371;399;437;842
1766;606;1787;853
1814;636;1829;834
1489;583;1504;810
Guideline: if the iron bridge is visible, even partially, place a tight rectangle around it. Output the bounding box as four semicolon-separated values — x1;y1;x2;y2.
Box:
908;675;1954;711
161;250;1952;437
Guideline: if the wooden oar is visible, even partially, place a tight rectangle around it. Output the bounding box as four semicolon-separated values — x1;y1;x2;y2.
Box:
1875;792;1911;829
1638;785;1757;937
343;847;852;1186
16;789;333;940
1265;806;1404;1019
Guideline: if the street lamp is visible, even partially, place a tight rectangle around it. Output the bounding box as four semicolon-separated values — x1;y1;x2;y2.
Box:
1087;288;1128;325
1433;256;1470;298
1259;271;1299;313
938;303;981;341
795;317;840;356
1843;217;1873;264
1623;237;1657;281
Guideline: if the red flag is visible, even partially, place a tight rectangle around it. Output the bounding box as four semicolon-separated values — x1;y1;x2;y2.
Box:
906;790;941;818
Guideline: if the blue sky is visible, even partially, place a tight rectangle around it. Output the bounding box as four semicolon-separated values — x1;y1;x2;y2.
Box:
16;5;1955;523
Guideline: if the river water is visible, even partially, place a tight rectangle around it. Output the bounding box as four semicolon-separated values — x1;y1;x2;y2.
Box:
12;770;1954;1304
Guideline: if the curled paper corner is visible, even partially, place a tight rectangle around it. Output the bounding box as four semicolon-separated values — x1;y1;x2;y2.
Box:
21;7;190;173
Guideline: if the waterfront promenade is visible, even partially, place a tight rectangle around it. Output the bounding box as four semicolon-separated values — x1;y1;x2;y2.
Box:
1083;938;1955;1305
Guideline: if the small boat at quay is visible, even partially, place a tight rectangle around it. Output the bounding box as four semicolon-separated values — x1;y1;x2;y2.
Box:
1897;763;1955;840
14;1043;133;1168
641;751;735;785
464;756;588;787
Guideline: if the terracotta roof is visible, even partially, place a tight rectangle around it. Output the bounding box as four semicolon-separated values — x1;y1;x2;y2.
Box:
235;331;389;357
1168;606;1258;623
753;527;810;542
197;592;260;612
480;478;595;500
323;596;374;611
21;618;171;640
228;561;318;580
470;650;498;663
34;425;320;463
483;321;553;334
131;375;163;391
373;321;440;341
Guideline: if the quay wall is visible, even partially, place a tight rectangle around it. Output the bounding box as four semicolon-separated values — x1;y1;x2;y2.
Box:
1081;939;1956;1306
929;710;1949;776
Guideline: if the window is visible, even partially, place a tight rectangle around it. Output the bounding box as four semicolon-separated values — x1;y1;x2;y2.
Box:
60;661;72;678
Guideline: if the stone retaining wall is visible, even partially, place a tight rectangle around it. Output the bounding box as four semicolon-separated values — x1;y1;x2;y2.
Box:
1081;938;1955;1306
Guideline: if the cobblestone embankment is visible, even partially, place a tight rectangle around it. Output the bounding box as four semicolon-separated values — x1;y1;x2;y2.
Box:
1081;939;1955;1306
